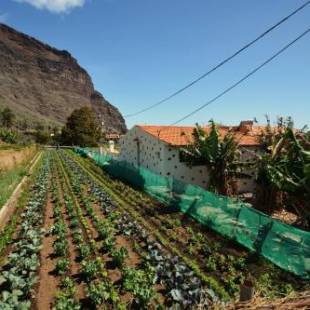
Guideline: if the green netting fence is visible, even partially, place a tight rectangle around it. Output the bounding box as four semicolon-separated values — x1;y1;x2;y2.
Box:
75;147;310;280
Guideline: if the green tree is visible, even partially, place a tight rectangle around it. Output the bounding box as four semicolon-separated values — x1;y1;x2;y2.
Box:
35;130;50;144
1;107;15;128
182;120;239;195
61;107;100;147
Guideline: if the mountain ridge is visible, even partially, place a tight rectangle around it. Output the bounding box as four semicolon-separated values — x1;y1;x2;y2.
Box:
0;23;126;133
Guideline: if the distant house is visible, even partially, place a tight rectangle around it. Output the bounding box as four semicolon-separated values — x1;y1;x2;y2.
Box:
119;121;263;194
105;133;123;141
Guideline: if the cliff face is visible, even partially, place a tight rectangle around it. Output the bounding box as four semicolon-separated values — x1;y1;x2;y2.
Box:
0;23;126;133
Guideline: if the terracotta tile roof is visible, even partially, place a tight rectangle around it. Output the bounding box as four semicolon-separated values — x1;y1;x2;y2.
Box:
137;124;263;146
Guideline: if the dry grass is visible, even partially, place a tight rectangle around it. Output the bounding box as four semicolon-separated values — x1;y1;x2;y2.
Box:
0;145;36;171
225;291;310;310
0;145;37;207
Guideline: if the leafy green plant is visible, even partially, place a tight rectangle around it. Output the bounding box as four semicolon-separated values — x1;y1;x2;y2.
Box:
72;231;83;245
60;277;76;296
0;290;31;309
50;222;66;238
97;224;111;240
111;246;128;268
76;244;90;260
0;128;18;144
86;279;118;306
107;211;120;222
54;240;68;257
102;236;115;252
205;256;217;272
54;292;80;310
122;267;155;307
70;217;79;229
81;259;99;282
56;258;69;275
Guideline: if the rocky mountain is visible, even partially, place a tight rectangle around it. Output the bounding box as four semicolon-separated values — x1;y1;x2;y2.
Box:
0;23;126;133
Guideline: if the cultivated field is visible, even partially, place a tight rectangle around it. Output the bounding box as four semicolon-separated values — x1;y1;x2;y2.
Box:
0;149;307;309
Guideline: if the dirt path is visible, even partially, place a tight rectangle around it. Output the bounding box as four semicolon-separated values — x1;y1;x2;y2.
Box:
35;193;58;310
0;151;41;229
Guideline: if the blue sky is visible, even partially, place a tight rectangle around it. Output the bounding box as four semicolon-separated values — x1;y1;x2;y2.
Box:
1;0;309;129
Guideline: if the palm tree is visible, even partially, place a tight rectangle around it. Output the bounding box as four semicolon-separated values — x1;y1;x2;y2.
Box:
183;120;239;195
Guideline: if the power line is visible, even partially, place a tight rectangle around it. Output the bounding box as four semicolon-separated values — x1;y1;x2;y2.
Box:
169;28;310;126
124;1;310;118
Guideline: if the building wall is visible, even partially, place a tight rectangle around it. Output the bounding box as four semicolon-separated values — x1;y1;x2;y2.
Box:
119;126;209;188
119;126;259;193
236;146;261;193
160;144;209;187
119;126;165;174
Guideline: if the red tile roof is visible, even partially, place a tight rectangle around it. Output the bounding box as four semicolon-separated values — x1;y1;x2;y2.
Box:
137;124;263;146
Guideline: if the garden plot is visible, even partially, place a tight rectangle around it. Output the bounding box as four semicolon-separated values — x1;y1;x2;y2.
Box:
0;148;307;309
68;149;309;302
0;153;50;308
59;150;215;308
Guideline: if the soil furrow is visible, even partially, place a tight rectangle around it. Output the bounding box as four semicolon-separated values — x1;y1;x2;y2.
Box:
35;194;58;310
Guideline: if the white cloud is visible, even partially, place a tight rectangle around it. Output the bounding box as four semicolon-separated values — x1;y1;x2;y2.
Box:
15;0;85;13
0;13;8;23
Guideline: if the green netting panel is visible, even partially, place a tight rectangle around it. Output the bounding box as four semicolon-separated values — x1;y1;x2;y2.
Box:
75;148;310;279
75;148;112;164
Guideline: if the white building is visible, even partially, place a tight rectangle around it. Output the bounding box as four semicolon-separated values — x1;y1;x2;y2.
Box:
119;122;263;194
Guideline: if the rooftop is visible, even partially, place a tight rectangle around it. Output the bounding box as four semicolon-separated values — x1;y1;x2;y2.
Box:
137;122;264;146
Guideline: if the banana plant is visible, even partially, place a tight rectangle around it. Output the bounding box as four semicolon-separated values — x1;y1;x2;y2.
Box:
181;120;240;195
256;119;310;227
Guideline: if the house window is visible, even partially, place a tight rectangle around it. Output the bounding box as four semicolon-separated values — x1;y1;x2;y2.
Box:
179;149;204;165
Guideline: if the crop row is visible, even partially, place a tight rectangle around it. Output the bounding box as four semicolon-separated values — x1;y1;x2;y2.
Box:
0;153;50;309
0;147;303;309
68;149;308;300
57;149;177;308
58;150;221;308
52;150;121;309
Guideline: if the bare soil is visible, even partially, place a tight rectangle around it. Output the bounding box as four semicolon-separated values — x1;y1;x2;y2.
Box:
34;194;58;310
